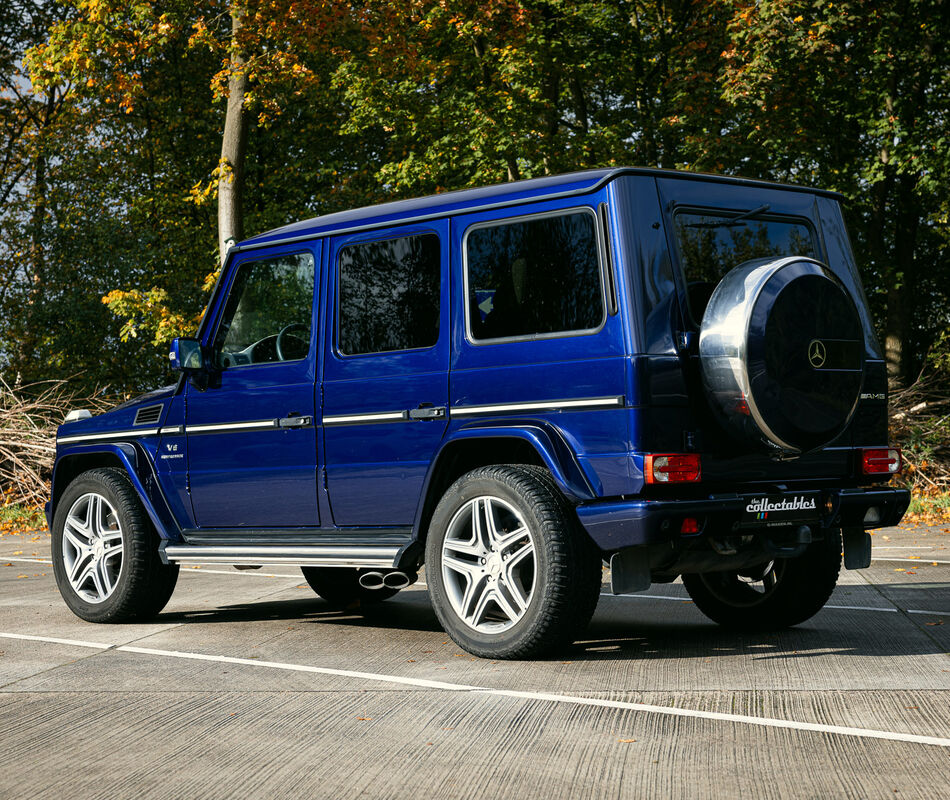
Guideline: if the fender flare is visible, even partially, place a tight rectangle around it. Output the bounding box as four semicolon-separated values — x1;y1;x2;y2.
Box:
48;442;181;541
409;420;601;542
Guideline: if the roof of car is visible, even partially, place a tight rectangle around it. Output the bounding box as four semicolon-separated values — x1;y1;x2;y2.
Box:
237;167;844;251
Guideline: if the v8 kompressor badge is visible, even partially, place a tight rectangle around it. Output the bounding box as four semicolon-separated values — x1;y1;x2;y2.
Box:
740;492;820;527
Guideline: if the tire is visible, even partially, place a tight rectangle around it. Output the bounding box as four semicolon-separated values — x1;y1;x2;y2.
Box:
425;465;602;659
51;468;179;623
300;567;399;607
681;530;842;631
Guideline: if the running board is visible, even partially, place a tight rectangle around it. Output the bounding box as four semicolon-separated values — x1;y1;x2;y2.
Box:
161;543;400;569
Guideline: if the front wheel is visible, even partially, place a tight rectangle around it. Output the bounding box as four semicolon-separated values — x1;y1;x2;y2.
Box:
425;465;602;659
51;468;179;623
682;530;842;630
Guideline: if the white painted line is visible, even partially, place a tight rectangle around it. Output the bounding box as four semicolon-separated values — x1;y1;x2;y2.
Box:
2;557;53;565
476;688;950;748
873;558;950;565
5;631;949;748
116;645;483;692
907;609;950;617
180;566;301;579
875;546;937;550
601;593;898;613
0;631;109;650
603;592;690;602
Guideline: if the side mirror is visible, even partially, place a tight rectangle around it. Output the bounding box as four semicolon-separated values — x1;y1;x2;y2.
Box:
168;338;204;371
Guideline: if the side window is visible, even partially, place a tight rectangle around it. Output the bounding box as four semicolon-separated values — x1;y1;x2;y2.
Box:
466;210;604;341
338;233;441;355
213;253;315;368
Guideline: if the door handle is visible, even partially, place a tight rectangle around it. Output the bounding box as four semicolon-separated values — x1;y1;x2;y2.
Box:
278;415;312;428
408;405;446;420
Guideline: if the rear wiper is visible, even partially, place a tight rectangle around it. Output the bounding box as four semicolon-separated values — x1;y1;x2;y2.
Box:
686;204;771;229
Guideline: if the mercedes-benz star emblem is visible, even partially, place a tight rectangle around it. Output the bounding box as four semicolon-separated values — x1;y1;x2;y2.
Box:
808;339;827;369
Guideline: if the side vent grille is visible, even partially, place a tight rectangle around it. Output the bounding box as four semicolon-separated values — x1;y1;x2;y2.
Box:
134;404;164;426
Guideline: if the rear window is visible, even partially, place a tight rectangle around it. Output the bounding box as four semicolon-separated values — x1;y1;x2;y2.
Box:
673;209;818;321
465;210;605;342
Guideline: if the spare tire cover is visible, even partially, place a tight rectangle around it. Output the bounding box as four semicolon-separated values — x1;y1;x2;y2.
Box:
699;256;865;453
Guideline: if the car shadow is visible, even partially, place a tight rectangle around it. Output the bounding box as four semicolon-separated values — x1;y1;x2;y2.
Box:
158;581;950;661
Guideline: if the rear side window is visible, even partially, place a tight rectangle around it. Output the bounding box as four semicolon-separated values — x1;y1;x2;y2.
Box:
338;233;441;355
466;210;604;341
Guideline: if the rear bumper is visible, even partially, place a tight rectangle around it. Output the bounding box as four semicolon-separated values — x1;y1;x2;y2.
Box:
576;486;910;552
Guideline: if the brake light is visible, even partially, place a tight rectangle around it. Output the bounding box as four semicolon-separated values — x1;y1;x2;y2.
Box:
861;448;902;475
645;454;702;484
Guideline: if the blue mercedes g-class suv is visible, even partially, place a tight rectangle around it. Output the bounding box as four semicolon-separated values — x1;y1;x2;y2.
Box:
47;168;909;658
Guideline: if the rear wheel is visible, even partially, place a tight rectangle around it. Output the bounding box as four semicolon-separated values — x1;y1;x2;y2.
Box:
682;530;842;630
51;468;179;623
425;465;602;659
300;567;398;607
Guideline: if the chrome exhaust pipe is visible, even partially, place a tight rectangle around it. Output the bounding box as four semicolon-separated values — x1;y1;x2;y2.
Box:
358;571;385;589
382;571;415;590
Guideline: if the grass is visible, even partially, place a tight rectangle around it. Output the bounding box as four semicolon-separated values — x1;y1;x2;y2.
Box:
904;490;950;524
0;503;46;533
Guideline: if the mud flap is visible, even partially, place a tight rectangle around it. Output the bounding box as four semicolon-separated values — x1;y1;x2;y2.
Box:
610;546;651;594
842;526;872;570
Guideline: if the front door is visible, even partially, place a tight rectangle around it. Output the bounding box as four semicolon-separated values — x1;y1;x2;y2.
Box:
185;244;321;528
322;222;450;526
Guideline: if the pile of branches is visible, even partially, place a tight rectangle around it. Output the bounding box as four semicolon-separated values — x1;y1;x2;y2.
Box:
889;370;950;492
0;379;108;508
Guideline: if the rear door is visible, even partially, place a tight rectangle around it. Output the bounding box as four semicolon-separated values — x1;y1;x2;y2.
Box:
322;221;450;526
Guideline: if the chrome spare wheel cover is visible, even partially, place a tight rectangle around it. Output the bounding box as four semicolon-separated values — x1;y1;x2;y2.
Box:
62;492;124;604
441;495;536;634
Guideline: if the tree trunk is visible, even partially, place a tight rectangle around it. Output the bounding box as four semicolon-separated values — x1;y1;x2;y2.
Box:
218;2;248;264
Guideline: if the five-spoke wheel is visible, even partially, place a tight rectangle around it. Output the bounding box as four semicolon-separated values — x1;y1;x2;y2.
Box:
682;532;842;630
441;496;536;633
426;465;601;659
61;493;125;603
52;468;179;623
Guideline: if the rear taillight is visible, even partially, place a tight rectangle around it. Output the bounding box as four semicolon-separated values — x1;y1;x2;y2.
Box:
861;448;902;475
644;454;702;484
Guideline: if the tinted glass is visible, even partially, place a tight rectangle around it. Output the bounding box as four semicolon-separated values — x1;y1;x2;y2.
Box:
674;212;817;283
467;211;603;341
214;253;314;368
338;233;441;355
673;211;817;323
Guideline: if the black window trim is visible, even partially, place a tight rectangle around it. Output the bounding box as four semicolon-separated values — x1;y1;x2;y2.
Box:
462;205;609;346
334;229;444;359
211;249;318;371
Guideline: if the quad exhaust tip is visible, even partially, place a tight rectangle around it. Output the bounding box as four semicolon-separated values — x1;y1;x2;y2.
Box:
358;570;415;590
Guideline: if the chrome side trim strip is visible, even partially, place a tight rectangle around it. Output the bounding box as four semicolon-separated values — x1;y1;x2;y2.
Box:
451;396;624;417
164;544;399;568
160;425;184;435
322;410;408;426
58;428;160;444
185;420;277;434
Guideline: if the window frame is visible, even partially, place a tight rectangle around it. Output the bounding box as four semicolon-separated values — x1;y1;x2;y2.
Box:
210;249;317;371
669;205;821;327
334;230;443;359
462;206;608;346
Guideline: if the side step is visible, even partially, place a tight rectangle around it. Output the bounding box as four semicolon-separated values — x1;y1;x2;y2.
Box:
162;543;400;569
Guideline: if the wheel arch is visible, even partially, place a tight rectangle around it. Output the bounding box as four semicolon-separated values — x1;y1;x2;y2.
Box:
50;444;179;541
402;423;599;567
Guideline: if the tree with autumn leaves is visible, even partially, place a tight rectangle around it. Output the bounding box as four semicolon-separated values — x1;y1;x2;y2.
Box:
1;0;948;391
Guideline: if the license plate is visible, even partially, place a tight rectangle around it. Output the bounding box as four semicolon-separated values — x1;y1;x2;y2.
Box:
740;493;820;528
